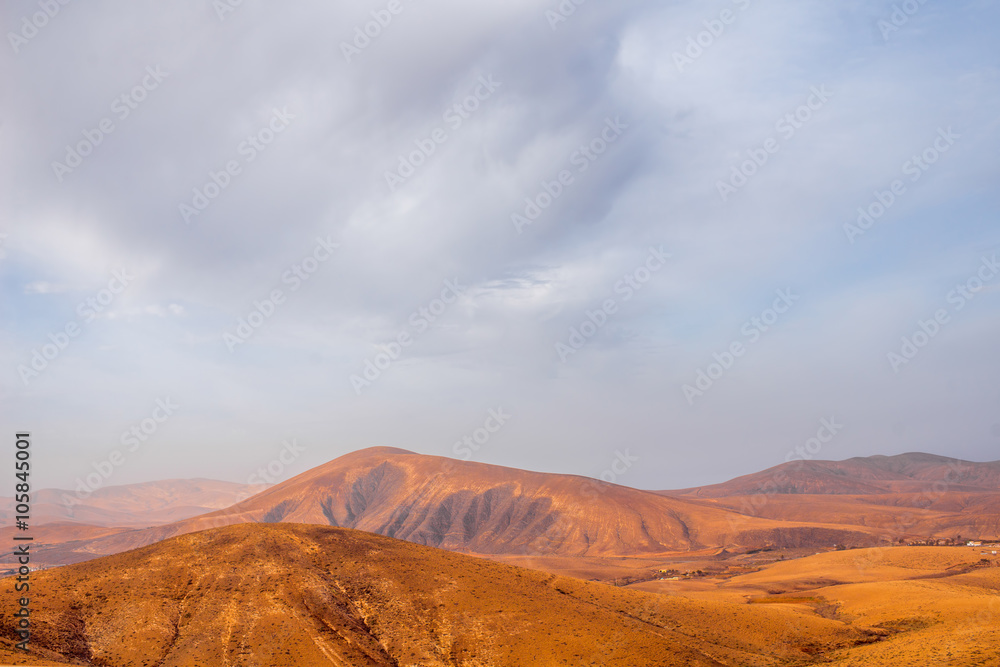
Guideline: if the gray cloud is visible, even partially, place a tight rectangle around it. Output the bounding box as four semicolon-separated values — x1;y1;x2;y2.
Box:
1;0;998;493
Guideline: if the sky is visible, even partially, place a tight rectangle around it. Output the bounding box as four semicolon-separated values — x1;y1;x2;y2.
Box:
1;0;999;495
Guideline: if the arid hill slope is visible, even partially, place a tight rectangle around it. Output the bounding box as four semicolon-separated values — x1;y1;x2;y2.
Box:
660;453;1000;541
666;452;1000;496
628;545;1000;666
0;523;879;667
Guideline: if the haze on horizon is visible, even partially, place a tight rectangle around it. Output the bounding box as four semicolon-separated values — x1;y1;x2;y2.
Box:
1;0;999;494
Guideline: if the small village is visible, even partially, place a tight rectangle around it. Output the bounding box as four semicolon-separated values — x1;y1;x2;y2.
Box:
905;537;1000;555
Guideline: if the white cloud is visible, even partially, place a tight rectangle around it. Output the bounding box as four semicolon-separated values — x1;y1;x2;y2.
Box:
1;0;998;490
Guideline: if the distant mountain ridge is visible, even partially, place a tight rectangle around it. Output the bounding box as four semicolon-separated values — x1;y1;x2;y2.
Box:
663;452;1000;497
659;452;1000;543
0;478;266;527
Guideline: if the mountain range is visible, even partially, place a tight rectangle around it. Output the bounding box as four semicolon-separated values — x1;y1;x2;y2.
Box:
4;448;999;666
0;478;265;527
9;449;999;572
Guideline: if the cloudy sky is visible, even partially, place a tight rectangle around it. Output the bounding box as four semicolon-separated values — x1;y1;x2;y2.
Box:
2;0;999;494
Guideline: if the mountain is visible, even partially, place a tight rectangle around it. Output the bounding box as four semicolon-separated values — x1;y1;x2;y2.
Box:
665;453;1000;497
0;478;267;527
0;523;878;666
660;453;1000;541
30;447;880;568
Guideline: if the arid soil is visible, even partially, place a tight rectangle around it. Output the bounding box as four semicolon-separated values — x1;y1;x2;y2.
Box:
1;523;882;667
